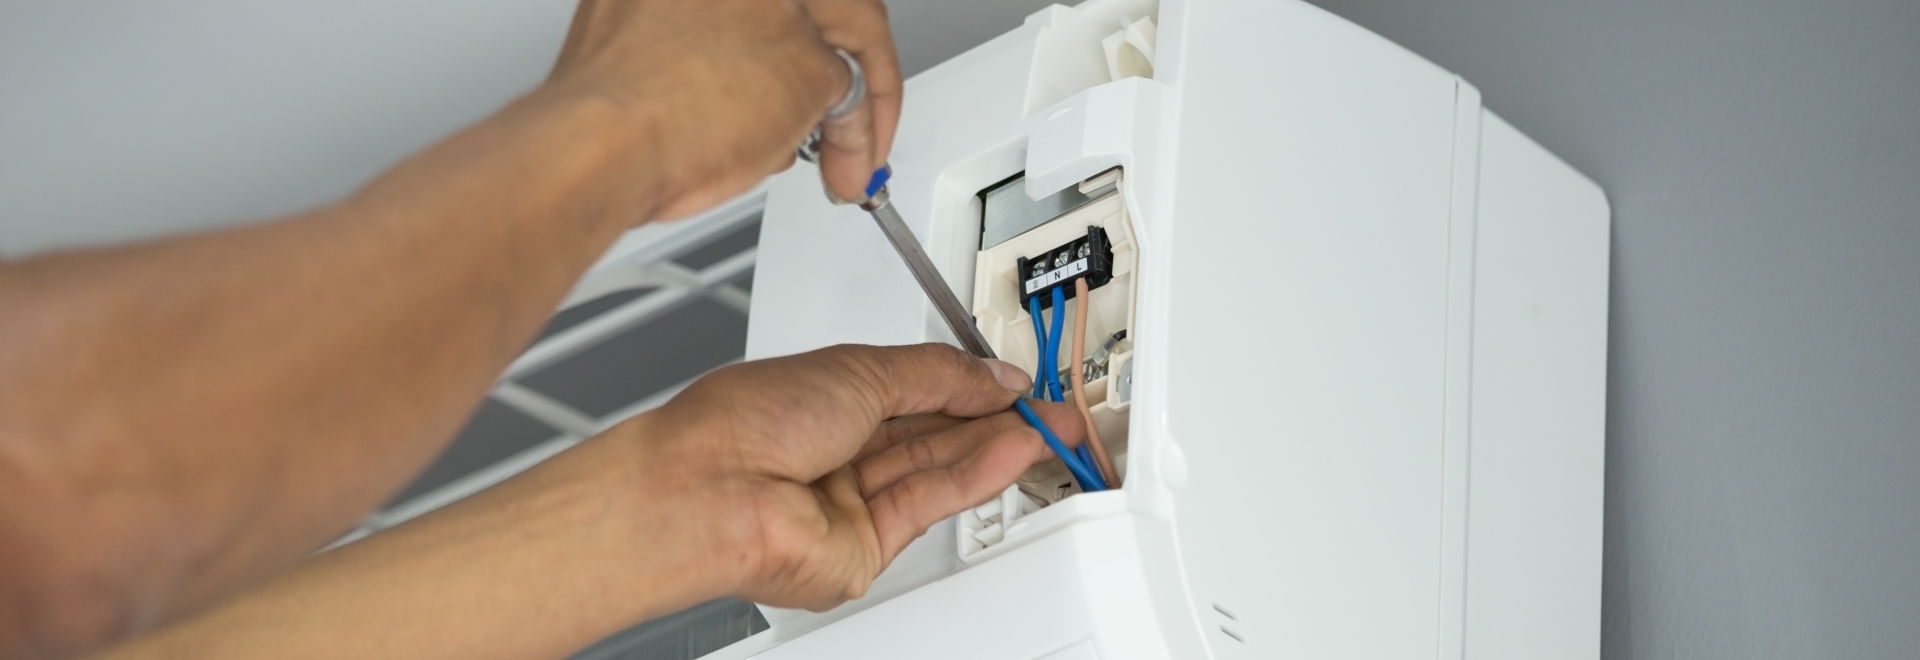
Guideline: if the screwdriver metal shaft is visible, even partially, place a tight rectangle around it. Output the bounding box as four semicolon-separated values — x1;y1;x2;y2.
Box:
859;186;998;361
795;131;996;358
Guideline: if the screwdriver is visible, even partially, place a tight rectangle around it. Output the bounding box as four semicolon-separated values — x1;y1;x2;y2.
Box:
851;166;997;360
792;57;990;358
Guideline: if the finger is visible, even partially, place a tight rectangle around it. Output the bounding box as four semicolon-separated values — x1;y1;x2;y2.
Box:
818;99;877;202
851;412;970;463
822;344;1030;425
798;0;901;201
810;0;902;160
668;344;1027;481
861;404;1084;563
855;401;1085;497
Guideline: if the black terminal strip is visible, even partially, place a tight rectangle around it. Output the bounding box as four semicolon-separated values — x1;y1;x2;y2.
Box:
1017;225;1113;311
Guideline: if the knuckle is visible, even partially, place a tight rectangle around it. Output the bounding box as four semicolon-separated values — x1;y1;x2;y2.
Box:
855;465;882;496
904;437;939;470
893;474;939;513
824;343;879;372
809;344;875;386
923;342;977;378
815;343;862;362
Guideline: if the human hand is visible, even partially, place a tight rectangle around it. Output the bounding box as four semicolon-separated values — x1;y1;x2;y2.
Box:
78;344;1080;659
608;344;1085;611
543;0;902;219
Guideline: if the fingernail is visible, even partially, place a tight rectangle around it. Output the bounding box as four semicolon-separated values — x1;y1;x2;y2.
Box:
984;359;1032;393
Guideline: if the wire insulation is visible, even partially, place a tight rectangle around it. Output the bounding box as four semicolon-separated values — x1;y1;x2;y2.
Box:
1012;398;1108;492
1069;276;1122;487
1027;295;1048;400
1046;286;1067;402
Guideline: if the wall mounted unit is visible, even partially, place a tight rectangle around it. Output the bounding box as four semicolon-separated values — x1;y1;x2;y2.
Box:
741;0;1610;658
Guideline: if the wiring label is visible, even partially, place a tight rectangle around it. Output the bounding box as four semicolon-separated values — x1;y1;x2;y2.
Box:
1016;225;1113;310
1024;259;1089;294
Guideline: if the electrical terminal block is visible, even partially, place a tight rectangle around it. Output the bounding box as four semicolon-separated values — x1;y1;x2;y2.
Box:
1016;226;1113;311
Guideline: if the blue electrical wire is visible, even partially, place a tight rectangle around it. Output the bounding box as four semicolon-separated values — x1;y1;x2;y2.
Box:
1046;286;1067;402
1012;398;1108;492
1027;295;1048;399
1017;284;1107;493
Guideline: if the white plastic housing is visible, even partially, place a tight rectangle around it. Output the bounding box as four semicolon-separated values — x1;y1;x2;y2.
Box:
971;171;1137;515
741;0;1608;658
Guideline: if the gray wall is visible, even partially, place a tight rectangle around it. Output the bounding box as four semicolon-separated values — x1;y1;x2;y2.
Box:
0;0;1051;257
1300;0;1920;657
0;0;576;257
3;0;1915;658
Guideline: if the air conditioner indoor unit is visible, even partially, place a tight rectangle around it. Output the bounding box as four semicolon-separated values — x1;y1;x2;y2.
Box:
738;0;1609;658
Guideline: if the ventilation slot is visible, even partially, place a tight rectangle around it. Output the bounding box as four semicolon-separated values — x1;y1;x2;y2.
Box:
1213;603;1245;644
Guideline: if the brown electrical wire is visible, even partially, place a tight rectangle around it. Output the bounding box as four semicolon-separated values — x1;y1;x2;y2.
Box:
1070;276;1122;487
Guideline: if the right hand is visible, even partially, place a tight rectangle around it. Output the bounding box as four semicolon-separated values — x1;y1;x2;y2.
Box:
542;0;903;220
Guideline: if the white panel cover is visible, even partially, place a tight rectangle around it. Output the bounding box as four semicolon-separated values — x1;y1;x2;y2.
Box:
1463;113;1609;660
1161;1;1460;657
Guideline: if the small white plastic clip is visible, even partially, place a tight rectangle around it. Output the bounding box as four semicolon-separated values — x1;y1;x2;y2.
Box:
1102;17;1158;81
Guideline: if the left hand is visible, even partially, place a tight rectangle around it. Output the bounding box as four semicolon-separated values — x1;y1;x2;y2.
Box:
84;344;1082;659
604;343;1085;611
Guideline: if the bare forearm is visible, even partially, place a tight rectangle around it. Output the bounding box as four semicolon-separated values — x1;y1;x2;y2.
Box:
0;92;657;654
91;421;740;660
85;348;1063;660
0;0;907;653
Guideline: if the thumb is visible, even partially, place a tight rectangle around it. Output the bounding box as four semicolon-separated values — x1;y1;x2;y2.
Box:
814;344;1029;424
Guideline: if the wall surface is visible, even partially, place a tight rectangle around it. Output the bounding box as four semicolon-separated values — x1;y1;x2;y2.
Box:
0;0;1052;257
0;0;576;257
1298;1;1920;658
2;0;1915;659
